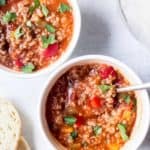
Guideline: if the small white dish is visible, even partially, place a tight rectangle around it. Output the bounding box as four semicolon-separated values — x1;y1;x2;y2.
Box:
0;0;81;78
39;55;150;150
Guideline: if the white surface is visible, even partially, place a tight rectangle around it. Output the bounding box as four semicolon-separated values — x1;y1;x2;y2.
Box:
120;0;150;49
0;0;150;149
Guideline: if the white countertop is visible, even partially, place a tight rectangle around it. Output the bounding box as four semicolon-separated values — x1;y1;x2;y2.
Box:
0;0;150;149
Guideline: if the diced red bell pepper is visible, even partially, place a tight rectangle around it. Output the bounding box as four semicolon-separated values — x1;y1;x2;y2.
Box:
88;96;103;108
43;43;59;58
76;116;85;127
15;59;24;68
99;65;117;79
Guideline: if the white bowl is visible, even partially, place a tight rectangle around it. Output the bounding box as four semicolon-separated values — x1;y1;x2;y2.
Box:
0;0;81;78
39;55;150;150
118;0;150;49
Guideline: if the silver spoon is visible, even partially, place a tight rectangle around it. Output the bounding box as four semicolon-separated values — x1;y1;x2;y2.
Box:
117;82;150;93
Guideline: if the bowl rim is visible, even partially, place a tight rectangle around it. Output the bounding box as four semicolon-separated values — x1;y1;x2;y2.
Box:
0;0;81;78
38;54;150;150
117;0;149;49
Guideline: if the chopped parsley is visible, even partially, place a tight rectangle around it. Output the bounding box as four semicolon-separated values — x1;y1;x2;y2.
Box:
70;131;78;140
22;63;35;73
42;35;56;48
99;84;112;93
0;0;6;6
124;95;130;104
59;3;71;13
2;11;16;24
45;24;55;33
29;0;40;14
64;116;77;126
14;26;24;39
121;94;131;104
41;4;49;17
93;125;102;136
118;123;129;141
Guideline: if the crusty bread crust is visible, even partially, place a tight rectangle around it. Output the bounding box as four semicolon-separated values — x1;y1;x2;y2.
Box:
17;136;31;150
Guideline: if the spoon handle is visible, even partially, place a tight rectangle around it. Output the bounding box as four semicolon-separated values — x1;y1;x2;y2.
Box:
117;82;150;93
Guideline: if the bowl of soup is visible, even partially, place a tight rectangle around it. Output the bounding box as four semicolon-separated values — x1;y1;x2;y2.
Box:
0;0;81;77
39;55;150;150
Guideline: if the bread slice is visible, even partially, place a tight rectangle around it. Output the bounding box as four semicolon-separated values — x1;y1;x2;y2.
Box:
0;99;21;150
17;136;30;150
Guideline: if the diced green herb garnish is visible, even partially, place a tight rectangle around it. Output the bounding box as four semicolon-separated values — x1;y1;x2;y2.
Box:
42;35;56;48
64;116;77;125
121;94;131;104
41;4;49;17
93;125;102;136
59;3;71;13
14;26;24;39
118;123;129;141
99;84;112;93
26;21;32;27
124;95;130;104
70;131;78;140
34;0;40;7
0;0;6;6
29;6;35;14
45;24;55;33
2;11;16;24
22;63;35;73
29;0;40;14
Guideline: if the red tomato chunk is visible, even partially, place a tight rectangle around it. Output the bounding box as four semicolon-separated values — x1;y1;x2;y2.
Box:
76;116;85;127
99;65;117;79
43;43;59;58
88;96;103;108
